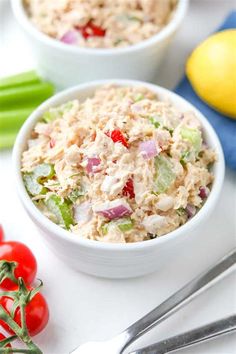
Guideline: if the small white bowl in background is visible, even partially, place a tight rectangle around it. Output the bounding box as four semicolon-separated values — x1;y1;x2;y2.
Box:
12;80;225;279
11;0;188;89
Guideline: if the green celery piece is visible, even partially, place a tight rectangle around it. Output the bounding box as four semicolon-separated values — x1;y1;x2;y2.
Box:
0;107;34;132
134;93;144;102
23;164;54;196
116;217;133;232
42;110;58;123
0;131;18;150
45;194;74;229
154;155;175;194
180;127;202;155
68;189;84;203
101;223;109;235
0;70;41;90
23;173;47;196
0;82;55;110
42;101;73;123
102;217;133;235
149;116;160;129
34;163;55;181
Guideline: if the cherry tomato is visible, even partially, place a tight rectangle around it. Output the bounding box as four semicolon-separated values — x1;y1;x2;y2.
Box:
0;225;4;243
0;242;37;290
0;289;49;336
76;20;106;39
0;332;11;348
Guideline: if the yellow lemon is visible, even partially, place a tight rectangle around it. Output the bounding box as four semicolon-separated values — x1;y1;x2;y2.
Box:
186;30;236;119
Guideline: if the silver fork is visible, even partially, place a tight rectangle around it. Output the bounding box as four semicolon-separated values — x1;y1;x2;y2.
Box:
71;249;236;354
129;314;236;354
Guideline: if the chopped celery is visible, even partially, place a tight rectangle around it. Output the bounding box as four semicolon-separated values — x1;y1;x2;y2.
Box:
34;163;55;181
180;127;202;155
23;174;47;196
42;110;58;123
101;217;133;235
154;155;175;194
23;163;54;196
0;70;41;90
134;93;144;102
101;223;109;235
45;194;74;229
116;217;133;232
149;116;160;129
42;101;73;123
68;188;85;203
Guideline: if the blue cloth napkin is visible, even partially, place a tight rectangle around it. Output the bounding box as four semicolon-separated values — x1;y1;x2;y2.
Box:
175;11;236;170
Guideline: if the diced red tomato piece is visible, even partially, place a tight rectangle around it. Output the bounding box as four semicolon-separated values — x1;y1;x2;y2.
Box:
76;21;106;39
122;178;135;199
106;129;128;148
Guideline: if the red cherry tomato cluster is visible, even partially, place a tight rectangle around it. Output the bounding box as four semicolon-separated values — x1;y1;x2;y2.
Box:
76;20;106;39
0;287;49;337
0;225;49;337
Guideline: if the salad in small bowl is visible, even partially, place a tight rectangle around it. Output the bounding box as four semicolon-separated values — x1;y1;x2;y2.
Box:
13;80;224;278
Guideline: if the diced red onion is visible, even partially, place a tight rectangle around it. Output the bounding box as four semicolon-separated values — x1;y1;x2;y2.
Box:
199;186;210;199
186;204;196;218
139;140;158;159
86;157;101;174
60;30;78;44
74;202;92;223
93;199;132;220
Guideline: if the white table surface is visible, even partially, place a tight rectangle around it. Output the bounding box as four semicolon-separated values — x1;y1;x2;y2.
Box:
0;0;236;353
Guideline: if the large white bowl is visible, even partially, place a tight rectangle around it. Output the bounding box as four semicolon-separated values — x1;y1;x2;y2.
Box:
11;0;188;88
13;80;225;279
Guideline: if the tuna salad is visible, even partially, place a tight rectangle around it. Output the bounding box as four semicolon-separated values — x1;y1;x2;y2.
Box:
21;85;216;243
24;0;177;48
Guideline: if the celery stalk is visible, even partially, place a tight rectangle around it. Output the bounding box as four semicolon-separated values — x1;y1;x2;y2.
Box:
0;70;41;90
0;108;34;132
0;131;18;149
0;82;55;110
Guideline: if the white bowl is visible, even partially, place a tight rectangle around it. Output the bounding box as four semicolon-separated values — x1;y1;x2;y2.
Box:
11;0;188;89
12;80;225;279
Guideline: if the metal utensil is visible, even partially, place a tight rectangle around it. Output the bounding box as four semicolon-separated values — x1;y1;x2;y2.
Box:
129;314;236;354
71;249;236;354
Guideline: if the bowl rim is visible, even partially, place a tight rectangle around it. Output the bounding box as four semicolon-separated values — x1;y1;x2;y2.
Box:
12;79;225;252
11;0;188;56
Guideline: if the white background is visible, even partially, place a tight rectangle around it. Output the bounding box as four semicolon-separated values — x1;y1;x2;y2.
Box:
0;0;236;353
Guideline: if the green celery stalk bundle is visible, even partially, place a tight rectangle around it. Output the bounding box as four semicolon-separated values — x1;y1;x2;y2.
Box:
0;70;55;150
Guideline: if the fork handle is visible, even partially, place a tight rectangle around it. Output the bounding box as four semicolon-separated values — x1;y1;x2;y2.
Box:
115;249;236;351
129;315;236;354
